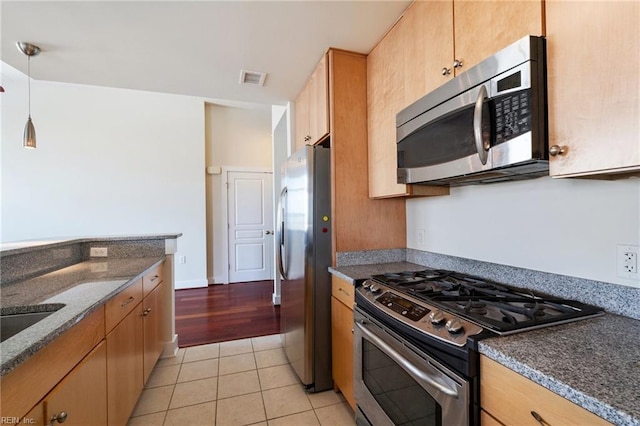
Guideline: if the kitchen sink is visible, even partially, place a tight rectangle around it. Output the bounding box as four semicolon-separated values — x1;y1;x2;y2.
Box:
0;304;65;343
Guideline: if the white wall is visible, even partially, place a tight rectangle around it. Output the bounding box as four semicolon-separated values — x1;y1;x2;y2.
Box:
406;176;640;287
270;104;292;304
1;65;207;288
204;103;272;284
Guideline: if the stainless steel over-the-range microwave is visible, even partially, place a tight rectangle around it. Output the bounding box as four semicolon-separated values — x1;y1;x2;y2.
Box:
397;35;548;186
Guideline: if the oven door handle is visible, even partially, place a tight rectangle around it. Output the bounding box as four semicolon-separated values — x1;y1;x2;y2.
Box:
355;321;459;398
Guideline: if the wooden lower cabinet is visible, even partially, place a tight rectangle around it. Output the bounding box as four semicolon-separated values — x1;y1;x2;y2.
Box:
143;280;165;382
331;277;355;410
480;355;612;426
1;261;168;426
18;342;107;426
107;303;144;426
45;341;108;425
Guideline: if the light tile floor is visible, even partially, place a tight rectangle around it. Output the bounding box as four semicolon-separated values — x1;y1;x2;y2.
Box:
127;334;356;426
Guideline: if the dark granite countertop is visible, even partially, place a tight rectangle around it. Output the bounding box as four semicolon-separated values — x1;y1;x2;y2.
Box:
0;234;181;256
0;256;165;376
329;263;640;426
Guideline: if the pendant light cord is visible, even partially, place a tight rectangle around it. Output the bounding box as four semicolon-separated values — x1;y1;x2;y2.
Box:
27;55;31;119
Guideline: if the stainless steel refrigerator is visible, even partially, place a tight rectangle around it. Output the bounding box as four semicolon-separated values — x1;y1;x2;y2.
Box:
276;144;332;392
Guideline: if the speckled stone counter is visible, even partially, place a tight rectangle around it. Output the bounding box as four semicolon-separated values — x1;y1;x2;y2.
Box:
0;256;165;376
329;261;425;284
329;255;640;426
479;315;640;426
0;234;181;377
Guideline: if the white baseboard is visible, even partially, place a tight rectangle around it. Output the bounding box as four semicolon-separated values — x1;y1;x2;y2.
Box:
161;334;179;358
272;293;281;305
175;278;208;289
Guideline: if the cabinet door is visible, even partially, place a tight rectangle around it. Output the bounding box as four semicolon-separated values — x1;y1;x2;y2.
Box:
453;0;544;73
294;84;310;152
331;296;355;410
143;281;165;383
481;356;612;426
309;54;329;144
367;20;408;199
547;1;640;177
45;341;107;426
403;0;454;106
107;304;144;426
367;13;451;199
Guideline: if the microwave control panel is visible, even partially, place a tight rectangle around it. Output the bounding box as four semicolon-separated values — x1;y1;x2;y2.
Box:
493;89;532;145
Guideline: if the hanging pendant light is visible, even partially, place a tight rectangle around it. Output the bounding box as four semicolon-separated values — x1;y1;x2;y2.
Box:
17;42;41;149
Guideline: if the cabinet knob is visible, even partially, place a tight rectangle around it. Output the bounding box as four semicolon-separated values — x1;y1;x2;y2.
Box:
50;411;68;424
549;145;567;156
142;307;152;316
441;67;451;76
453;59;463;69
265;230;274;235
304;135;311;142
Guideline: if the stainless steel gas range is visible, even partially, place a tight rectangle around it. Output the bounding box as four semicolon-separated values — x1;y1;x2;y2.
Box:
353;268;604;426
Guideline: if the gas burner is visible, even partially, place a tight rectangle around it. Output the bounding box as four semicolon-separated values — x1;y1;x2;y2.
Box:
457;300;488;315
415;269;454;280
375;272;426;286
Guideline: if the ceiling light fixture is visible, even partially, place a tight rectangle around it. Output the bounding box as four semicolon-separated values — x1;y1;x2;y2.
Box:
17;42;41;149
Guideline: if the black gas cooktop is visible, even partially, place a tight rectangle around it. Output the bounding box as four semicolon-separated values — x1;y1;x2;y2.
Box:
368;268;604;335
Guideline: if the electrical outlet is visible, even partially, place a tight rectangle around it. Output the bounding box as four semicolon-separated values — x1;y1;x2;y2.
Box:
90;247;108;257
417;229;426;247
617;245;639;279
178;256;187;264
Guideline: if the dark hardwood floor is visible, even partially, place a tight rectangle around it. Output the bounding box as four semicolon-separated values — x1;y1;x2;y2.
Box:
175;280;280;347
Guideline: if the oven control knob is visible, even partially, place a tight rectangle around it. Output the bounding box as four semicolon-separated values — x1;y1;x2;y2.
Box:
445;318;464;334
369;284;381;293
429;310;446;325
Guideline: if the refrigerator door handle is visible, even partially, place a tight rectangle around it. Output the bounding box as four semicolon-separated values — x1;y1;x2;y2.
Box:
276;186;288;280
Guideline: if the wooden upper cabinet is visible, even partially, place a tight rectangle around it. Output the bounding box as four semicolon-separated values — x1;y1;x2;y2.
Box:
367;2;452;199
368;19;408;199
453;0;544;74
294;53;329;152
367;0;544;199
294;85;310;152
403;0;455;104
546;1;640;177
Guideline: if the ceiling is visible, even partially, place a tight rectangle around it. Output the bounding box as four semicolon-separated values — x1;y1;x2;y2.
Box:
1;1;411;106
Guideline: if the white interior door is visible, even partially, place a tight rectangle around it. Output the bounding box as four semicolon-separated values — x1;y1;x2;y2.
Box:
227;171;274;283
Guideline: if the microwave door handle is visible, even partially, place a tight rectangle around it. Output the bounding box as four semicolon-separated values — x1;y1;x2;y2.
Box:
473;85;490;165
276;186;288;280
355;321;459;398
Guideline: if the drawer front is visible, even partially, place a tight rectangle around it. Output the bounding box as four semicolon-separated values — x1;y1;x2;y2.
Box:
331;276;354;309
105;278;143;332
142;262;164;297
480;356;612;426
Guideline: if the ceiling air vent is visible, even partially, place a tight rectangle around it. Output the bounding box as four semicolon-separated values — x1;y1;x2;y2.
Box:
239;70;267;87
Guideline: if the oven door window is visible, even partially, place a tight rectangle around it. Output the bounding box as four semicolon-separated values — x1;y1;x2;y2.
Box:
362;340;442;425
